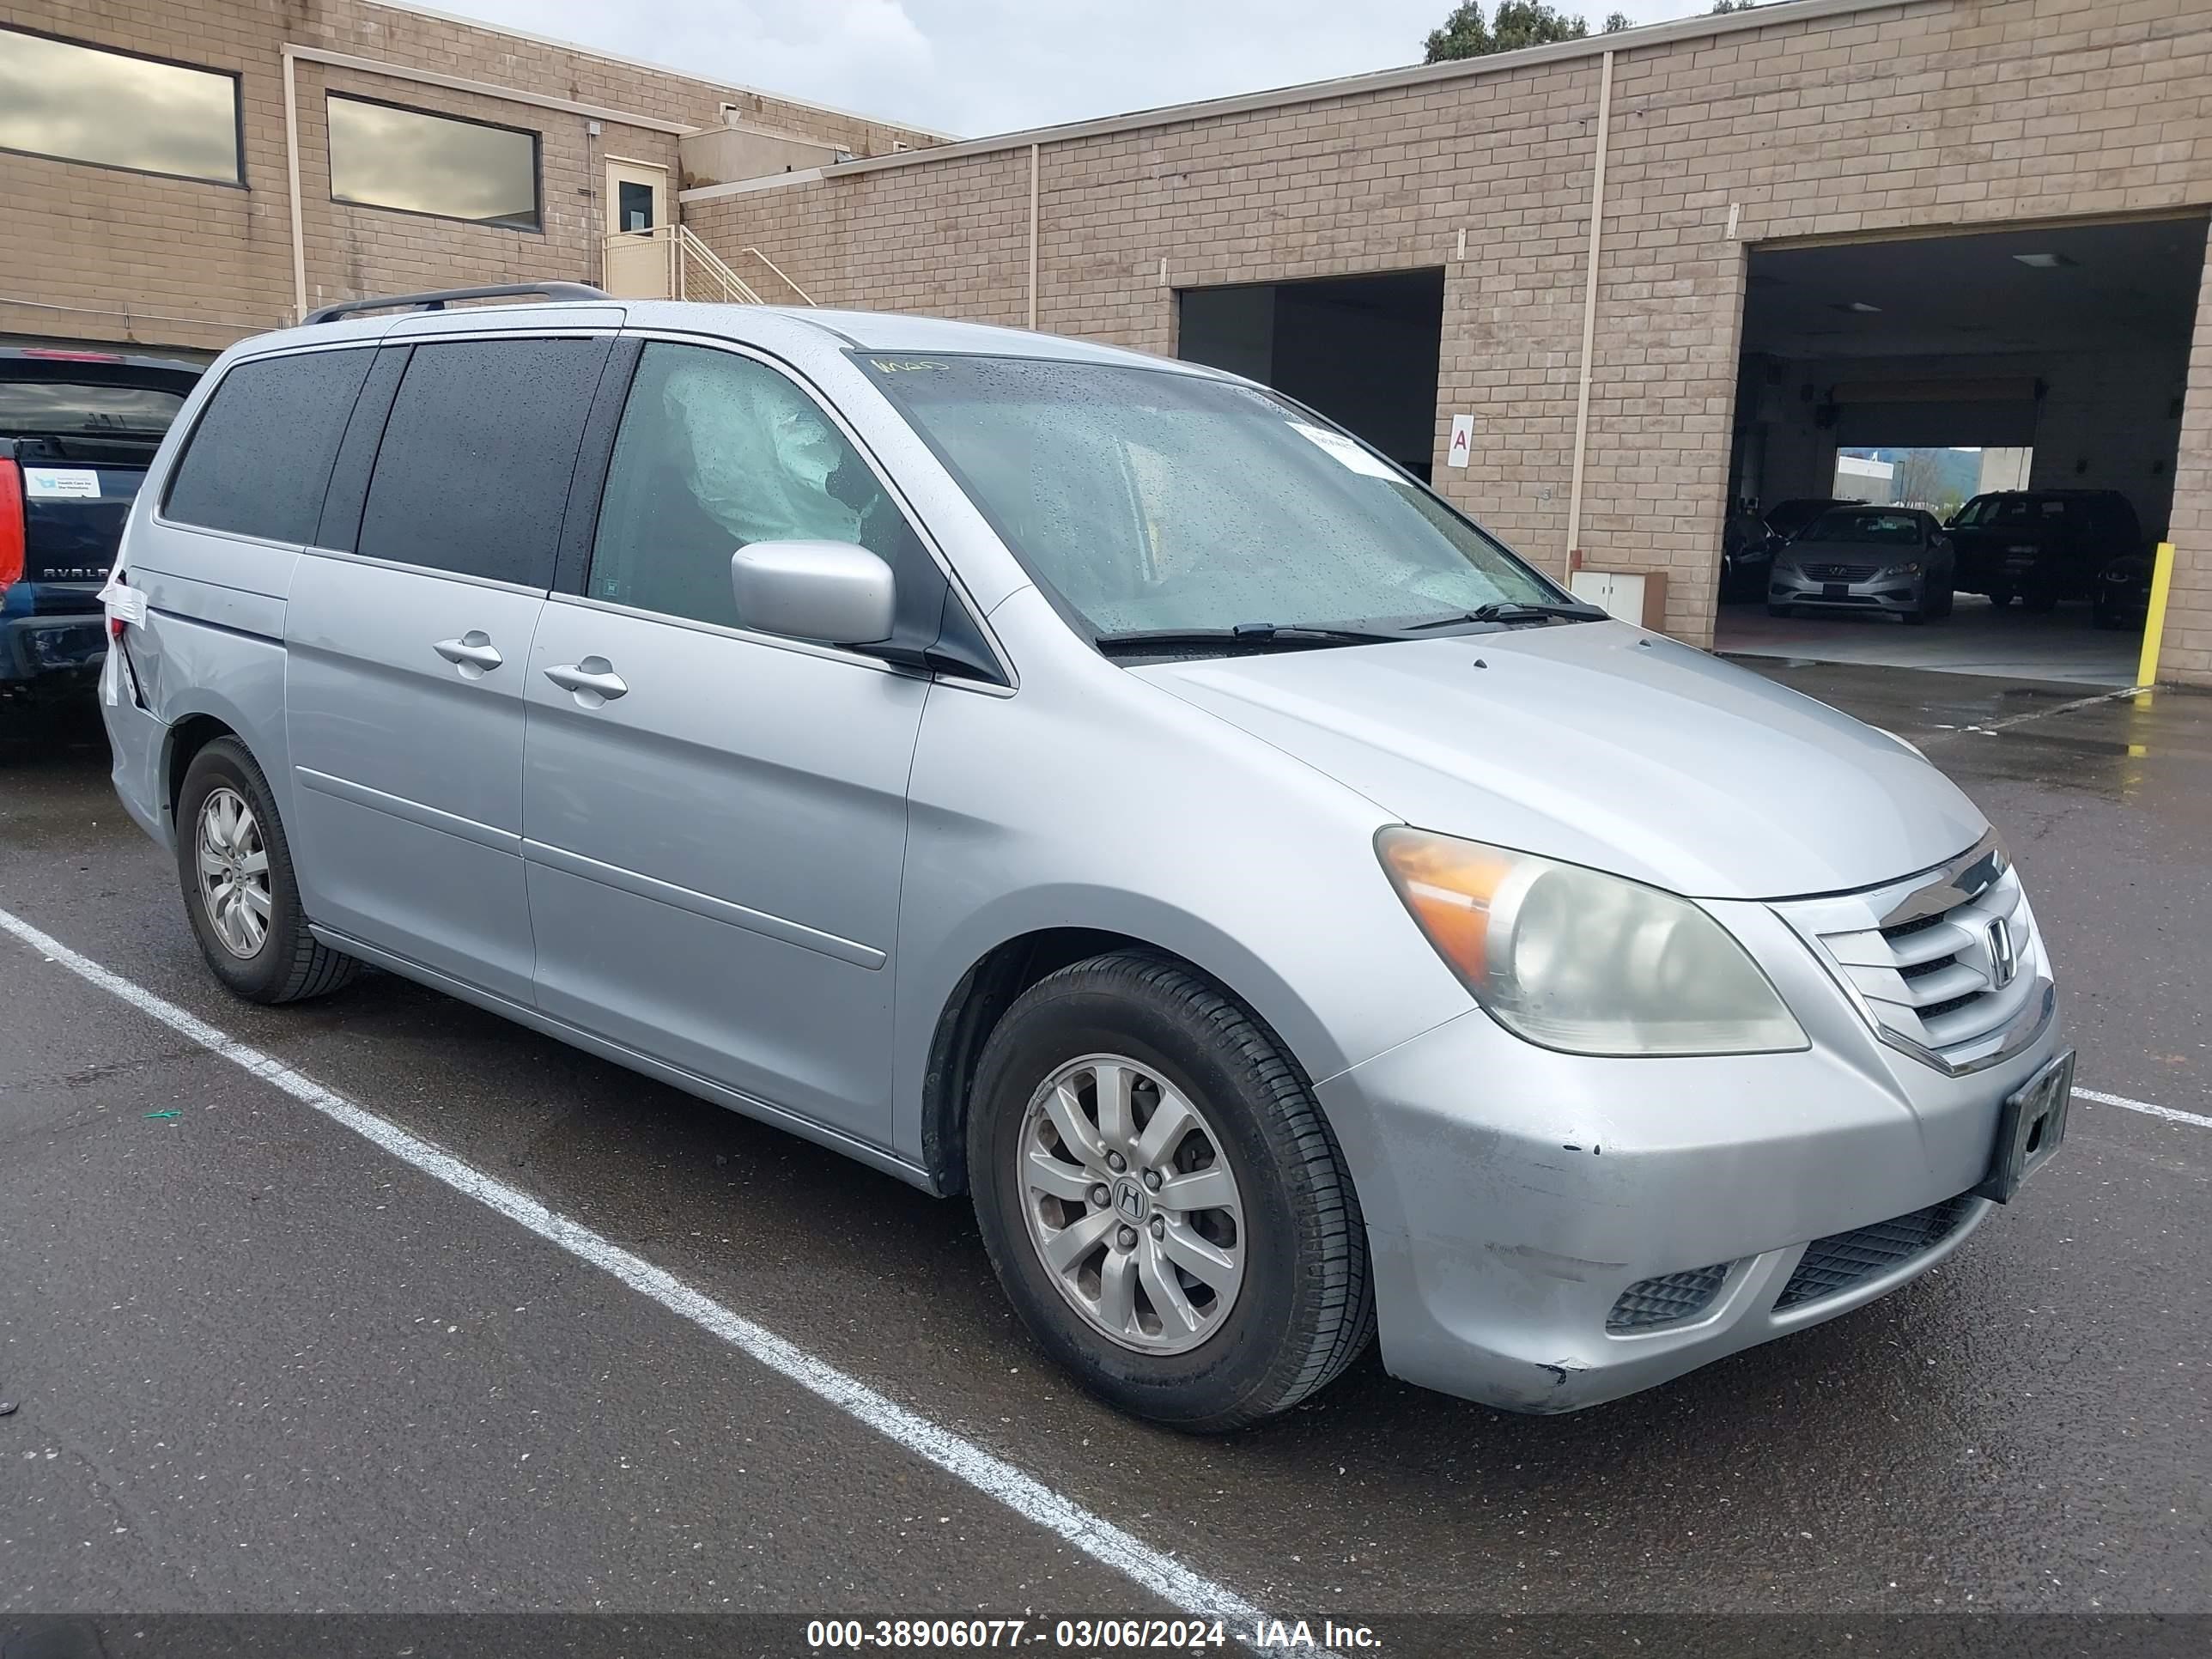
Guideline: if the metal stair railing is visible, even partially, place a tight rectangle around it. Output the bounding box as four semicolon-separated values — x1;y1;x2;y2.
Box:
677;227;766;305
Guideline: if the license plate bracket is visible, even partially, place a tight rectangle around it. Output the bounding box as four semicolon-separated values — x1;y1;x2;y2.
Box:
1823;582;1848;600
1975;1048;2074;1204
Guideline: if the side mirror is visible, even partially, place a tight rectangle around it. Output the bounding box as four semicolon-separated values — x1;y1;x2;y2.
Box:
730;541;895;647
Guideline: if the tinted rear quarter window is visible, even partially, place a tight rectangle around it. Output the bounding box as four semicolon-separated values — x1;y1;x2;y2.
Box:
356;337;609;587
164;349;374;544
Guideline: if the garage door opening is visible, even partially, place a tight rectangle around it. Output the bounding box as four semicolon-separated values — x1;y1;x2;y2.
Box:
1720;216;2206;685
1176;269;1444;481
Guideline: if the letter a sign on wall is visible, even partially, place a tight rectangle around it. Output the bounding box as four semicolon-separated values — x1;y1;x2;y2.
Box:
1446;414;1474;468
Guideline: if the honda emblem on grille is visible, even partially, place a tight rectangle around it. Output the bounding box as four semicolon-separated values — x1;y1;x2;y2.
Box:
1987;917;2018;988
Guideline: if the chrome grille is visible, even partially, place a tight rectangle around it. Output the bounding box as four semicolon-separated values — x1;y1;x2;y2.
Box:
1802;561;1877;581
1775;832;2051;1074
1774;1194;1977;1310
1607;1263;1729;1331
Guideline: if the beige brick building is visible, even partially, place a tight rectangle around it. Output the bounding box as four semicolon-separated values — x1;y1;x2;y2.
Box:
678;0;2212;686
8;0;2211;683
0;0;940;356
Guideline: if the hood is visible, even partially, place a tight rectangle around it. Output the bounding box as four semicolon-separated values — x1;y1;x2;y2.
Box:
1132;623;1985;900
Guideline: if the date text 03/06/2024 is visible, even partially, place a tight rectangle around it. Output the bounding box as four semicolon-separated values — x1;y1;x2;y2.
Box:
803;1618;1382;1650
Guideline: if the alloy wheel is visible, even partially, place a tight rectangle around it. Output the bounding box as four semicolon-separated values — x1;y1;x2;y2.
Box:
1017;1053;1246;1354
194;786;271;958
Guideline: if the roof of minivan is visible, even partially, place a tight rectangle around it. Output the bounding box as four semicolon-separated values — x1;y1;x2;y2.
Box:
242;299;1209;378
628;301;1198;370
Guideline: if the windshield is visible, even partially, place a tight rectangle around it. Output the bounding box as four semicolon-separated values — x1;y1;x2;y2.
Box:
856;353;1565;639
1802;509;1923;546
1767;500;1838;536
1954;495;2066;528
0;380;185;438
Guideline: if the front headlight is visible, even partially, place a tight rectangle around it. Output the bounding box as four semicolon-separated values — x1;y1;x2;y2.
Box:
1376;828;1808;1057
1879;561;1923;578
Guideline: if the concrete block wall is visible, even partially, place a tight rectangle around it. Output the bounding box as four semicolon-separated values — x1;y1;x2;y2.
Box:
685;58;1604;567
0;0;941;354
1591;0;2211;649
683;0;2212;682
2165;218;2212;684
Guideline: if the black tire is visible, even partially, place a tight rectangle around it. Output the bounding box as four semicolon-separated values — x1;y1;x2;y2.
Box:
2023;588;2060;614
1986;586;2014;608
968;952;1373;1432
2092;604;2124;632
1931;580;1955;619
174;736;358;1004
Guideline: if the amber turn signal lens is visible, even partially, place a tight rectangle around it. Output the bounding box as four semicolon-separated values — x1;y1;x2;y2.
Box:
1375;825;1517;993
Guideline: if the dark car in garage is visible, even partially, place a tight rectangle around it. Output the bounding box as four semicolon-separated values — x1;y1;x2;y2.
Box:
1763;496;1857;547
1947;489;2143;611
2094;550;2159;632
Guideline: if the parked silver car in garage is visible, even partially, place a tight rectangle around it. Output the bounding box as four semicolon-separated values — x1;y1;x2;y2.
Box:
100;289;2070;1429
1769;504;1957;623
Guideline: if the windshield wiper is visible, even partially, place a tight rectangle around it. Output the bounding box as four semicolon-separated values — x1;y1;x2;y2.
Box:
1401;599;1607;631
1093;622;1401;656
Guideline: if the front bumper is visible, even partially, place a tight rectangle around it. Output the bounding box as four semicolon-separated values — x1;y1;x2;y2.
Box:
1317;897;2063;1413
1769;563;1922;615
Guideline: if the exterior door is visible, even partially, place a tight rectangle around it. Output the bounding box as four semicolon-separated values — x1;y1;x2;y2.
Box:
285;333;613;1003
600;158;672;299
522;339;931;1146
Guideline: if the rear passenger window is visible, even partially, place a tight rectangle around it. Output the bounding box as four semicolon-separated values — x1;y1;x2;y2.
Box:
588;341;924;629
164;349;374;544
356;337;609;588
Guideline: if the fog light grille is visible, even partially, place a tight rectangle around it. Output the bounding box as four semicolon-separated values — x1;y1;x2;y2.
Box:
1607;1262;1729;1331
1774;1194;1976;1310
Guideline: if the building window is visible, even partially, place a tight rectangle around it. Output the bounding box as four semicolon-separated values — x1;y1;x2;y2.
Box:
325;94;541;232
0;27;241;185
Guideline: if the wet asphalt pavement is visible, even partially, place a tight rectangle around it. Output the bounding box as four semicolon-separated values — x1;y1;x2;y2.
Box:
1;662;2207;1647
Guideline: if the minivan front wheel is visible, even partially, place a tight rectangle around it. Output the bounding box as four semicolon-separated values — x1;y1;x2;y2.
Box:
174;738;358;1004
968;953;1373;1431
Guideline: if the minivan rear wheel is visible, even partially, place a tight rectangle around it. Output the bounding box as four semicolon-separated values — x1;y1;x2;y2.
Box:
175;737;358;1004
967;952;1373;1432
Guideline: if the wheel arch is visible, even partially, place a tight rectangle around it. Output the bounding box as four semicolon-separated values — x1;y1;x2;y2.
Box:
163;711;241;828
917;918;1335;1199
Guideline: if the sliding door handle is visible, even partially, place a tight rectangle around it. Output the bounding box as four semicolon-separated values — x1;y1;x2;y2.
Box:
433;632;502;675
544;658;628;704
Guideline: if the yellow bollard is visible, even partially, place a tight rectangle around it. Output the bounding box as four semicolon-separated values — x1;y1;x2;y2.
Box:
2136;540;2177;689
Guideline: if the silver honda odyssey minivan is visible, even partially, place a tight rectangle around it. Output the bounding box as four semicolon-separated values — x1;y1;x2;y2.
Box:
100;288;2071;1431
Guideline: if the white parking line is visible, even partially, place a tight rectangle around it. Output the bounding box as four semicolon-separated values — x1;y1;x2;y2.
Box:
2073;1085;2212;1131
0;906;1301;1647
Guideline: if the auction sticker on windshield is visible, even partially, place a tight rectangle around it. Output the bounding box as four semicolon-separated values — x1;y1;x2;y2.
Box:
1287;421;1398;479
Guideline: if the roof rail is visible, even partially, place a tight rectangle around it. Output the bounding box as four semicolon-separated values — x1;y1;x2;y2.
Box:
303;283;611;325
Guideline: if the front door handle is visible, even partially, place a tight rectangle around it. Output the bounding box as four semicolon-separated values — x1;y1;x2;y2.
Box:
544;657;628;705
433;632;503;676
